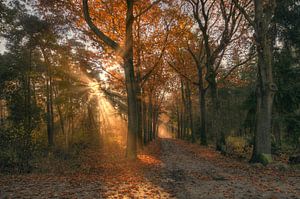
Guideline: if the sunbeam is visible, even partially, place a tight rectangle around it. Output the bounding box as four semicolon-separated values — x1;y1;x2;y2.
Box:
81;76;128;151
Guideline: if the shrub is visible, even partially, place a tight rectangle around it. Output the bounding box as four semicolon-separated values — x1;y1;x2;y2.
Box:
0;126;33;173
225;136;251;158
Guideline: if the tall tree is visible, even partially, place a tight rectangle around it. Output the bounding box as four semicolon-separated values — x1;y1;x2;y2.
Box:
186;0;243;149
187;38;208;145
82;0;161;159
233;0;277;163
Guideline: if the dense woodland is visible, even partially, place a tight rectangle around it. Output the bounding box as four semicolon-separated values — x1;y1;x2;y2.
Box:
0;0;299;175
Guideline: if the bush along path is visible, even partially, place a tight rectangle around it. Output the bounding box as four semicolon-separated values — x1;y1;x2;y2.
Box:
0;138;299;199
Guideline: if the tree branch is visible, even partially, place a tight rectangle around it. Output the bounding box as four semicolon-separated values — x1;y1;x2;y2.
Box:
167;61;199;86
134;0;162;19
220;53;256;81
141;25;170;85
82;0;123;52
232;0;255;27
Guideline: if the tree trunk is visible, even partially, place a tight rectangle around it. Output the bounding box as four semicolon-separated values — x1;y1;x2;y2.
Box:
198;65;207;145
46;77;54;147
124;0;138;159
180;107;184;139
176;104;180;138
143;100;148;144
185;81;195;142
41;48;54;147
136;18;143;149
180;80;188;139
199;88;207;145
206;63;223;150
66;113;72;151
49;73;55;138
24;48;32;136
136;73;143;148
148;98;153;141
251;0;277;164
152;104;159;139
152;106;157;139
54;86;65;135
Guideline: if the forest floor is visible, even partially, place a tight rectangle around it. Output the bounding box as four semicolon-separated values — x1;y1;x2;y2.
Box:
0;138;300;199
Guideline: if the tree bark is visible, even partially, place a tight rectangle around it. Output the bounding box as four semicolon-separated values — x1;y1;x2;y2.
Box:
188;46;207;145
53;86;65;135
180;79;188;139
41;48;54;147
199;81;207;145
176;104;180;138
251;0;277;163
185;81;195;142
46;75;54;147
142;100;148;144
148;98;153;141
206;66;222;150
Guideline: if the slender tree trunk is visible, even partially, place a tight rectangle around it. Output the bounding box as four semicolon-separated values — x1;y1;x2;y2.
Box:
49;74;54;137
148;98;153;141
53;87;65;135
152;105;159;139
180;80;188;139
136;18;143;149
185;82;195;142
66;114;71;151
24;48;32;135
46;76;54;147
197;63;207;145
180;107;184;139
199;88;207;145
87;104;96;130
135;90;143;149
57;105;65;134
188;47;207;145
176;104;180;138
41;49;54;147
136;76;143;148
152;106;157;139
143;100;148;144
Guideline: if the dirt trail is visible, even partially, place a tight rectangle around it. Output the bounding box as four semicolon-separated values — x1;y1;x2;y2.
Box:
154;139;300;199
0;138;299;199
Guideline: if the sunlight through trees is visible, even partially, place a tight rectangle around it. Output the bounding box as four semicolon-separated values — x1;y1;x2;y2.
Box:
0;0;299;198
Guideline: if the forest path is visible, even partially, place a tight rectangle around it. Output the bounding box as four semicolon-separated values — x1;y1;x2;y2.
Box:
0;138;299;199
154;139;300;199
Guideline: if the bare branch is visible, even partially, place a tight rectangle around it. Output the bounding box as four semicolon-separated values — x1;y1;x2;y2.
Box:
167;61;199;86
214;48;226;72
141;27;170;86
220;53;256;81
187;45;200;66
232;0;255;27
